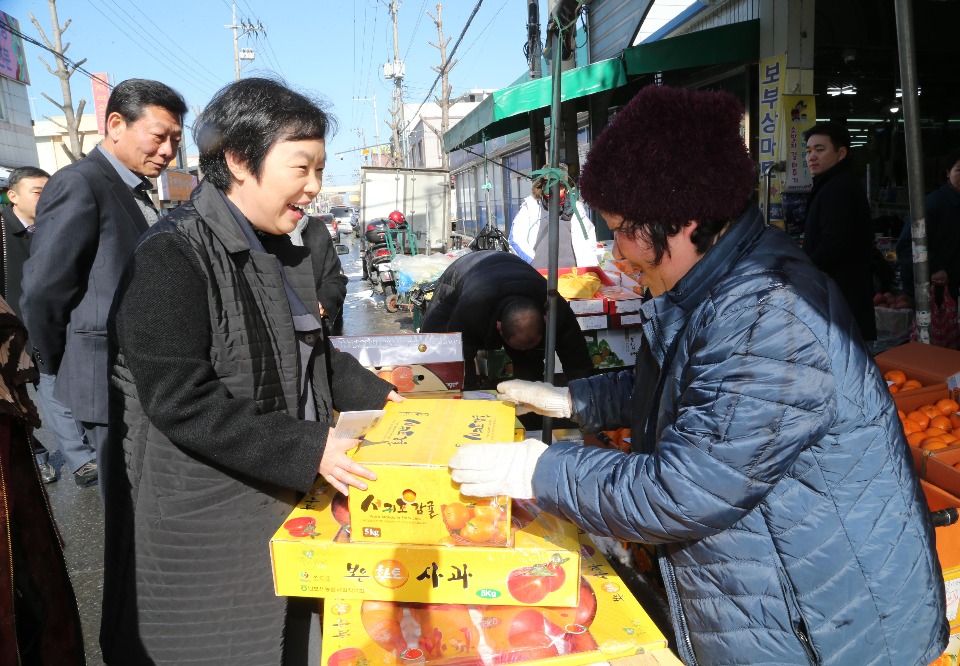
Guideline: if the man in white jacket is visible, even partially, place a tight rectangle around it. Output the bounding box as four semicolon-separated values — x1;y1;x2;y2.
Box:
509;171;597;268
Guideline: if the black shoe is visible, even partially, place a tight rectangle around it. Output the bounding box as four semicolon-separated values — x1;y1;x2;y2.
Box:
37;461;57;484
74;461;99;487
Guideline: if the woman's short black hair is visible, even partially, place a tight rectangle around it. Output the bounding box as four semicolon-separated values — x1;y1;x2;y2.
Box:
617;218;731;267
105;79;187;124
194;78;336;190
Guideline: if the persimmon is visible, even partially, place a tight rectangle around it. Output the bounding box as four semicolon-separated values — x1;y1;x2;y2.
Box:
930;416;953;432
902;380;924;391
907;411;931;429
937;399;960;415
884;370;907;387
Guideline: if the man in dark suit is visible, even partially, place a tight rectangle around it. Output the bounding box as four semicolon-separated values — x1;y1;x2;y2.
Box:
802;122;877;342
21;79;186;493
1;166;84;485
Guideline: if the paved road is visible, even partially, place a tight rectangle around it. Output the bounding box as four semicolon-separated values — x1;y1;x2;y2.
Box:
40;234;413;663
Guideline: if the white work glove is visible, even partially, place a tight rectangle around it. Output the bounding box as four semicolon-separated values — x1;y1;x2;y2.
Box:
449;439;548;499
497;380;572;418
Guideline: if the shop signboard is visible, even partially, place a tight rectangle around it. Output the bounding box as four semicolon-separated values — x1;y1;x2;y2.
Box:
0;11;30;84
91;73;111;136
158;169;197;202
758;54;786;226
780;94;816;193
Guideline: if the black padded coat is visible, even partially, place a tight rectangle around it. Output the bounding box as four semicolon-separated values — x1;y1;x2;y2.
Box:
101;181;393;665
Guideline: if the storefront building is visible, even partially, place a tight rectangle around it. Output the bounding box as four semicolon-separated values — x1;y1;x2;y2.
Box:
443;0;960;241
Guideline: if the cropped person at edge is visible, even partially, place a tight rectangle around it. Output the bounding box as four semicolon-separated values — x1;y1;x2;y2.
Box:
100;77;401;666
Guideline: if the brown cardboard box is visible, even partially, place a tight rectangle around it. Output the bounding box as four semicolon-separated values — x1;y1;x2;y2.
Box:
876;341;960;395
920;481;960;633
895;388;960;464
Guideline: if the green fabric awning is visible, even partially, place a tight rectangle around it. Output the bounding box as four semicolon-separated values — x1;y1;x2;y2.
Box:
623;19;759;75
443;20;760;153
443;57;627;153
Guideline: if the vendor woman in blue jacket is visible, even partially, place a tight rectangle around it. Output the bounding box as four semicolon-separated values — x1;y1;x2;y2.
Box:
450;85;948;666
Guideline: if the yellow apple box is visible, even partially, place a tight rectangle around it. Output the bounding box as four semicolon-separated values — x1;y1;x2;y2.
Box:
319;535;669;666
269;482;581;607
348;399;516;548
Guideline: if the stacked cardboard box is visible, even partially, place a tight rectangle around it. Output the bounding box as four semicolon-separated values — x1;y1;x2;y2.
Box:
270;399;675;664
319;536;669;666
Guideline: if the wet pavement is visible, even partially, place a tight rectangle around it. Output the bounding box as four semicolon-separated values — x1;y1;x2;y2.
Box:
39;234;415;664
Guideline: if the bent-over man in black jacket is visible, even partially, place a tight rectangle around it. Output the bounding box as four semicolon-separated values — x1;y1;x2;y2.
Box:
421;250;592;389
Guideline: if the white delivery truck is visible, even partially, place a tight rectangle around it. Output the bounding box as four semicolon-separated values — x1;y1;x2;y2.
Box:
360;167;451;253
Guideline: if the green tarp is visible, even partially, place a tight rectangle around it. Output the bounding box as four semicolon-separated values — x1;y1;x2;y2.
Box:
443;20;760;153
443;57;627;152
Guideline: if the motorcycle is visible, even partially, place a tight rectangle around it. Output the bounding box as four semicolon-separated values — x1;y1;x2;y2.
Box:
362;218;402;312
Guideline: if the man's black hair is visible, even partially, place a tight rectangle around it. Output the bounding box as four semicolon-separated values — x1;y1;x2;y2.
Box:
803;121;851;151
105;79;187;124
943;146;960;174
194;77;336;190
8;166;50;190
500;298;544;342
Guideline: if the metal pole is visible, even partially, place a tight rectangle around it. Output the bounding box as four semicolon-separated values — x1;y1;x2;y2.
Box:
893;0;930;343
232;2;240;81
542;23;563;445
527;0;546;180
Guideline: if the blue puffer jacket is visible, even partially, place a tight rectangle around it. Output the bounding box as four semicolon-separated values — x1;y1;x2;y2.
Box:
533;206;948;666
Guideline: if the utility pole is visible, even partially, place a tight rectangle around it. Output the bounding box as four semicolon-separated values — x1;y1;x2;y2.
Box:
225;1;263;81
546;0;581;179
353;94;381;147
526;0;546;172
384;0;406;166
30;0;86;163
426;3;455;171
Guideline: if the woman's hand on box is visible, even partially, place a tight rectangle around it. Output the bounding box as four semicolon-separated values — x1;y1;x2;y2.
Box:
319;429;377;496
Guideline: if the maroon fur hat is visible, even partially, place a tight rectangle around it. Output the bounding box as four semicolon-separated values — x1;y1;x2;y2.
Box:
579;85;756;226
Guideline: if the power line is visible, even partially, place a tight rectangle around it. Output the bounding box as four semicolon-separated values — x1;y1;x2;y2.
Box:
403;0;429;60
116;0;225;87
102;0;224;90
406;0;485;132
456;0;509;60
0;17;108;89
81;0;217;95
260;30;288;80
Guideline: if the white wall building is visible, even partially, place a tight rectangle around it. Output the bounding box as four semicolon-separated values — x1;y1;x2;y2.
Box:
405;92;492;169
33;113;103;175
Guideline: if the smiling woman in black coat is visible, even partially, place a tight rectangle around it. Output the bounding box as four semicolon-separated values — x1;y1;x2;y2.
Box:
101;79;399;666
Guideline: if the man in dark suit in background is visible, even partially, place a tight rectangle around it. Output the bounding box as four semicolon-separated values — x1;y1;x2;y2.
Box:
802;121;877;342
21;79;186;495
0;166;86;485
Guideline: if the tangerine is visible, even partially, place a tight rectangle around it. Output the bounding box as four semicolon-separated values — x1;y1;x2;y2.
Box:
889;385;900;394
898;409;906;420
937;399;960;415
950;413;960;430
940;433;958;444
930;416;953;432
902;380;924;391
884;370;907;387
922;438;949;451
920;405;942;420
907;432;928;447
907;411;931;429
902;420;923;435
